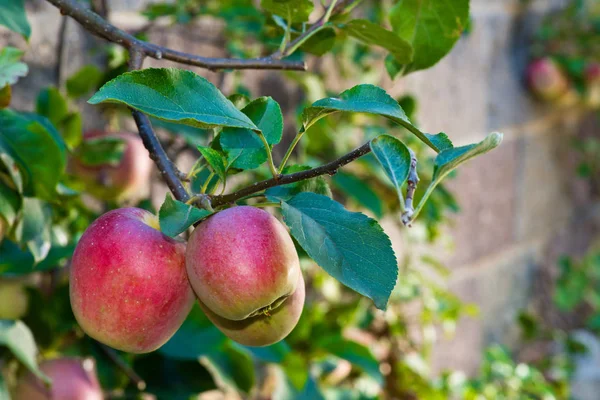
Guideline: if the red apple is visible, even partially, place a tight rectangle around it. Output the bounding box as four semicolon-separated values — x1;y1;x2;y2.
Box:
70;207;195;353
199;272;305;347
526;58;569;101
15;357;102;400
71;131;153;202
186;206;301;321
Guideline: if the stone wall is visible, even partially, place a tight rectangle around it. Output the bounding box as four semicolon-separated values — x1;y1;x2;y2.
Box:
3;0;599;377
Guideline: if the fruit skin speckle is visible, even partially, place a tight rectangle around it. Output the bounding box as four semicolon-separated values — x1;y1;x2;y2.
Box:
70;207;195;353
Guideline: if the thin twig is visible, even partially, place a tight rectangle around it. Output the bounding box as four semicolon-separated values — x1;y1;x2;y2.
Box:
54;16;68;88
96;342;146;391
211;142;372;207
46;0;306;71
401;149;419;226
131;111;191;202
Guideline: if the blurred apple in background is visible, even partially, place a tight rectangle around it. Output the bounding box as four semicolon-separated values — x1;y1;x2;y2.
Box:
70;131;153;202
15;357;103;400
526;57;570;101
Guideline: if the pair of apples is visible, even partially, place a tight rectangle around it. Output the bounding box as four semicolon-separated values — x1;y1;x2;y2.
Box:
70;205;305;353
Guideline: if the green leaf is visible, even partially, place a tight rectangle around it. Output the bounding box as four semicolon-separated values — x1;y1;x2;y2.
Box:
0;0;31;39
158;193;212;237
36;87;68;127
243;341;291;363
301;28;337;56
66;65;103;98
266;166;332;201
261;0;314;23
281;192;397;310
60;112;83;149
340;19;413;64
0;240;34;274
586;314;600;330
0;47;28;87
160;305;227;360
200;343;255;394
384;54;403;80
88;68;259;131
0;320;50;384
36;87;82;149
0;181;21;225
302;84;452;152
14;198;52;263
197;146;227;182
220;97;283;170
0;110;67;200
370;135;412;207
318;336;383;384
73;136;126;167
389;0;469;74
412;132;503;221
332;171;383;218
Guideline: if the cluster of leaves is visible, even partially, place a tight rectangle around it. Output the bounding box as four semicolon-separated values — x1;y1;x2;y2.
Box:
142;0;470;79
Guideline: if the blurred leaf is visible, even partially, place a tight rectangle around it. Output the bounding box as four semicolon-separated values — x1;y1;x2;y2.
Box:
200;343;255;394
0;0;30;39
220;97;283;170
385;54;403;80
301;28;337;56
266;165;332;201
302;84;452;152
0;181;21;225
228;93;251;109
15;198;52;263
261;0;314;23
281;192;397;310
36;87;82;149
0;240;34;274
274;366;325;400
160;305;226;360
66;65;103;98
158;193;212;237
340;19;413;64
389;0;469;73
197;146;227;182
60;112;83;149
36;87;68;127
319;335;383;384
74;136;125;167
0;110;67;199
586;313;600;330
243;341;291;363
0;47;28;87
0;320;50;384
332;171;383;218
89;68;259;131
370;134;412;208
